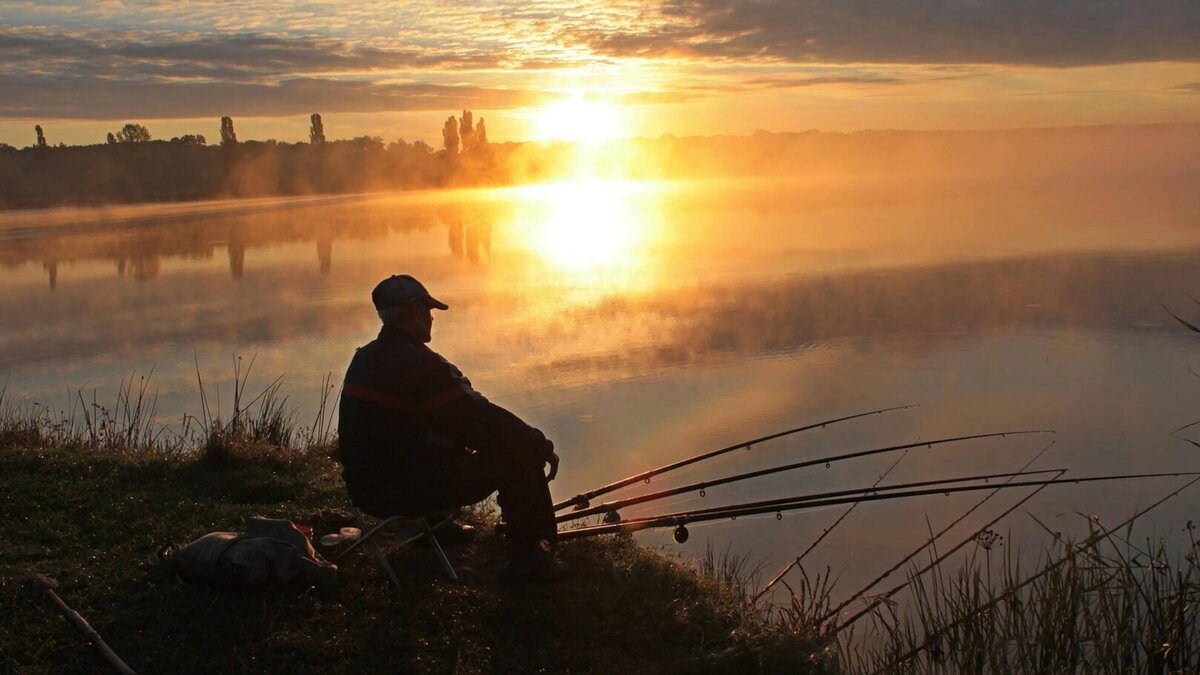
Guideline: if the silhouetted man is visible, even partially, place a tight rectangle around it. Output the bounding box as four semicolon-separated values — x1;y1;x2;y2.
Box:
338;274;567;582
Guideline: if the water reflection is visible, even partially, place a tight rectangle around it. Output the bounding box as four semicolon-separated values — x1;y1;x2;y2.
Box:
0;196;448;288
443;205;492;264
4;177;1199;294
3;180;1200;380
317;235;333;275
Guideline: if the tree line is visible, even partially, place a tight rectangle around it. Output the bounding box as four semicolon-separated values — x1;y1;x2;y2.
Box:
1;117;1197;210
0;111;500;209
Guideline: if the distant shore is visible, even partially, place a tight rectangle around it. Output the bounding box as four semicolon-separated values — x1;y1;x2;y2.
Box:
4;122;1197;212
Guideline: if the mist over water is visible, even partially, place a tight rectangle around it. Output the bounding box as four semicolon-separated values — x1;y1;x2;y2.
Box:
3;175;1200;595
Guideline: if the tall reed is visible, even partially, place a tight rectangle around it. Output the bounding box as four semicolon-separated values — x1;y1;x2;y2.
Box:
1;370;183;453
0;357;339;462
835;481;1200;674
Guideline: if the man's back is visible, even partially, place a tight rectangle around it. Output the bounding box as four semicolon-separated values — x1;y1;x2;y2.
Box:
339;324;548;513
340;328;455;504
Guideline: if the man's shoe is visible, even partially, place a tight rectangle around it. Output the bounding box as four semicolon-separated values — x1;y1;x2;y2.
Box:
503;541;569;583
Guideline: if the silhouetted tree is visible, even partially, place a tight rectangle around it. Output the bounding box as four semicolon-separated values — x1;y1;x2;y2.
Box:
35;125;46;148
220;116;238;146
0;106;526;207
310;113;325;145
460;110;475;152
442;116;459;156
349;136;384;151
476;118;488;147
113;123;151;143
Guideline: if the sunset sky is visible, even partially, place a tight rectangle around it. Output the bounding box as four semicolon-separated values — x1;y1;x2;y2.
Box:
1;1;1198;148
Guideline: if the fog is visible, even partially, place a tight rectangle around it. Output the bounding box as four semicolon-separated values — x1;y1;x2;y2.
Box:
2;123;1197;209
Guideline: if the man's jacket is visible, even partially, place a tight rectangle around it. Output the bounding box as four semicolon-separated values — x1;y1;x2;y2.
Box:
338;325;549;508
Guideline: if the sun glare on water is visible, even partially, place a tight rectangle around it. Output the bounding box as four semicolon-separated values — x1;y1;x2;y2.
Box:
506;181;665;288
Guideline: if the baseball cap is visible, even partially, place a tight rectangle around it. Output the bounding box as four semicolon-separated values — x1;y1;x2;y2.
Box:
371;274;449;311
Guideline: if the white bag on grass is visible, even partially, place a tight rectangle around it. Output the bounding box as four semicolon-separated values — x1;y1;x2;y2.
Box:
161;517;337;589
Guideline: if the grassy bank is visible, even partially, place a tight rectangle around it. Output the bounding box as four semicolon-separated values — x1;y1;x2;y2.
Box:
5;370;1199;673
0;442;829;674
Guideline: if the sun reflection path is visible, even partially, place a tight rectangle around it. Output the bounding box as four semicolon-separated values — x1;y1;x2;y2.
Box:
505;180;668;296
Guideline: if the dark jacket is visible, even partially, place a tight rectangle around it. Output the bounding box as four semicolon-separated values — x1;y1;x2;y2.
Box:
338;325;550;507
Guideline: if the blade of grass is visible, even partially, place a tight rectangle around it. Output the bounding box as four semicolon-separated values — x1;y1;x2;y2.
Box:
866;475;1200;674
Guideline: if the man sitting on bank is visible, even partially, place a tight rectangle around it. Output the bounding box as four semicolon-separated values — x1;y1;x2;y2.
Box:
338;274;568;582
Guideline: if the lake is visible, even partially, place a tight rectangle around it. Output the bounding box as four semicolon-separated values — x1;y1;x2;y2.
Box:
3;175;1200;609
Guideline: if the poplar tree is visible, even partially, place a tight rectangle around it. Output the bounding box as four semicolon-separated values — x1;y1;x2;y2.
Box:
460;110;475;152
309;113;325;145
220;116;238;146
442;116;459;156
476;118;488;146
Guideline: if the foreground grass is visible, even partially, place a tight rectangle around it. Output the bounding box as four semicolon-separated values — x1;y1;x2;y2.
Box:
840;520;1200;674
0;443;831;674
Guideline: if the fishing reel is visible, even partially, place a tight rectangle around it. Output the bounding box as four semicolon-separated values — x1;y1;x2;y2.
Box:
602;510;621;524
673;525;690;544
572;498;591;511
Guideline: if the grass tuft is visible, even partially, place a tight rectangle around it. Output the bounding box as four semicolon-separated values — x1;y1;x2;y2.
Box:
1;357;339;467
839;518;1200;674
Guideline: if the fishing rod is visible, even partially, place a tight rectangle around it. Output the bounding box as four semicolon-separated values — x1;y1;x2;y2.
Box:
556;471;1200;542
553;404;919;512
557;430;1051;524
610;468;1065;524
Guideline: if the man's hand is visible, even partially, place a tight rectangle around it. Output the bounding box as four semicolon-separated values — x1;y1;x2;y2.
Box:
544;439;560;482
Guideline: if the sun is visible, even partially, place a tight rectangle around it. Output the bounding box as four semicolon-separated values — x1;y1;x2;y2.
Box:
530;93;625;142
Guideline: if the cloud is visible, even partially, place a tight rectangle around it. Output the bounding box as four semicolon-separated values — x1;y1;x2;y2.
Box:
740;74;906;89
662;70;962;98
0;27;504;80
0;24;675;118
2;1;1195;123
0;75;552;118
581;0;1200;67
8;1;1199;75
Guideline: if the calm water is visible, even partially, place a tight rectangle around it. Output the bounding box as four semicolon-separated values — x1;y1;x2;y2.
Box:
4;176;1200;603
